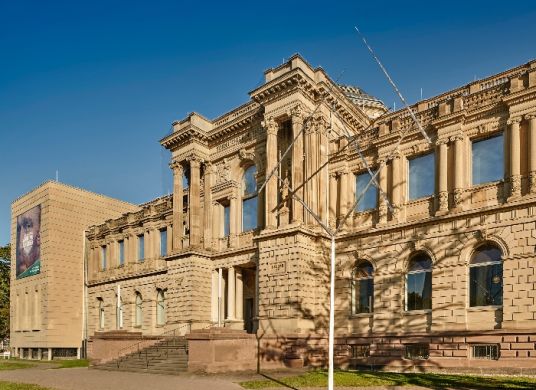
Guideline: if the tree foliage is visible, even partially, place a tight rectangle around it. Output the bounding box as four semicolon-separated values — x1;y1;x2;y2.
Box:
0;244;11;342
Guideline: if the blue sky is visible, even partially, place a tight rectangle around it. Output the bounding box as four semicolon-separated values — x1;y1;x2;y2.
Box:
1;0;535;245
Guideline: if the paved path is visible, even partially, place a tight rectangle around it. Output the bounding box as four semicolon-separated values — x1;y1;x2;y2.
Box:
0;367;244;390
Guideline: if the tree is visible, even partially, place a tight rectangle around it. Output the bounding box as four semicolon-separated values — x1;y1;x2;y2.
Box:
0;244;11;342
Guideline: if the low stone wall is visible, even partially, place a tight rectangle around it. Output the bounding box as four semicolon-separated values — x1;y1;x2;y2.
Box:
87;331;162;365
187;328;257;373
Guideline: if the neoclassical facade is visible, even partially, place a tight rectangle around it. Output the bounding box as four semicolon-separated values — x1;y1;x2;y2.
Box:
85;55;536;370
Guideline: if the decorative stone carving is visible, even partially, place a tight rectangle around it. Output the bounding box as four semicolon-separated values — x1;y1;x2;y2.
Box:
169;159;184;173
530;172;536;194
438;191;449;211
510;174;522;198
507;117;522;126
262;116;278;136
453;188;464;207
239;148;255;163
378;200;388;222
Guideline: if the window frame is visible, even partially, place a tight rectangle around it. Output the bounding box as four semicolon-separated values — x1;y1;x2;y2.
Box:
355;171;378;212
242;165;258;232
468;244;503;308
137;234;145;262
118;240;125;266
101;246;107;271
404;344;430;360
98;298;104;330
405;254;433;312
407;151;436;201
471;133;504;186
159;228;167;257
156;289;166;326
351;261;374;315
134;293;143;328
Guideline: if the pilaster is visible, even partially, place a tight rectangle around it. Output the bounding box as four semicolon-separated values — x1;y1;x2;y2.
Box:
290;105;304;223
263;116;278;229
170;160;184;250
451;134;465;210
527;113;536;194
203;163;213;250
507;117;522;200
437;138;449;214
188;156;202;246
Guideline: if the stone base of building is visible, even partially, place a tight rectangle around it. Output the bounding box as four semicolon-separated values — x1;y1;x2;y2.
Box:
255;330;536;374
87;330;162;365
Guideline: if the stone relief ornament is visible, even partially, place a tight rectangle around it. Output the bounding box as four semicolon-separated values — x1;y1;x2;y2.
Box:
438;191;449;211
453;188;464;207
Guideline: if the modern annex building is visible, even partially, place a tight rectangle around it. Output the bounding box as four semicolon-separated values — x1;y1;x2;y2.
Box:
11;55;536;371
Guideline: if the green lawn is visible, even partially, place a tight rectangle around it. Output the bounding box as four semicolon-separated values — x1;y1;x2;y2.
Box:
0;361;35;371
52;359;89;369
0;381;53;390
240;370;536;389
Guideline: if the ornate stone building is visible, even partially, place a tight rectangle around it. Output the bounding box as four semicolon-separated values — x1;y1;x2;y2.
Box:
83;54;536;371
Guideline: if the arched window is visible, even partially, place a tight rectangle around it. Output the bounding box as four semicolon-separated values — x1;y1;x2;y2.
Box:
351;261;374;314
156;290;166;326
470;243;503;307
135;293;143;327
98;298;104;329
242;166;258;232
406;253;432;311
116;296;123;329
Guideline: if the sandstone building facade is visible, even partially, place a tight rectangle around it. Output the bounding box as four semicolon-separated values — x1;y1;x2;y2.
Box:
12;55;536;371
10;181;139;359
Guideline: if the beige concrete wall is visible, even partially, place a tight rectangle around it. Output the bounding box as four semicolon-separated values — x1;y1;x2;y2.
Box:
11;181;139;353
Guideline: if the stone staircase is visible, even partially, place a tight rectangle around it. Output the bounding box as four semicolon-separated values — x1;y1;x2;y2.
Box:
93;337;188;375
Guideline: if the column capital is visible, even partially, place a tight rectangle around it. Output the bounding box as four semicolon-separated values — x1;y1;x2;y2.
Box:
436;138;449;146
169;160;184;173
525;113;536;121
450;134;464;142
289;104;305;122
262;116;279;136
187;154;203;168
507;117;522;126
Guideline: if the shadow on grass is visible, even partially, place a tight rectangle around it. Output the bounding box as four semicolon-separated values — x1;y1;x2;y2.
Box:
241;370;536;389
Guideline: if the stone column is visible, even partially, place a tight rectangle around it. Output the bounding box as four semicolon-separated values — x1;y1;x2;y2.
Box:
189;156;202;246
508;117;522;199
338;168;348;227
318;119;329;225
391;152;402;220
203;163;213;250
451;134;465;209
329;172;338;227
211;201;220;250
263;117;278;229
290;105;304;223
235;269;243;320
211;270;218;323
227;267;235;320
229;193;238;248
170;160;184;250
437;139;449;213
378;160;388;224
527;114;536;193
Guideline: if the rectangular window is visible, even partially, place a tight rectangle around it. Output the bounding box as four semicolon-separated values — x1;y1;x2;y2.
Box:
469;263;503;307
355;172;378;212
351;345;370;358
223;205;230;237
118;240;124;266
472;134;504;185
404;344;429;360
242;197;258;232
137;235;145;262
409;152;435;200
160;229;167;257
406;272;432;311
101;246;107;270
352;279;373;314
472;344;499;360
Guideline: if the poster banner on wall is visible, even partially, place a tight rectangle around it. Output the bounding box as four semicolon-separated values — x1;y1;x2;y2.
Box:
16;205;41;279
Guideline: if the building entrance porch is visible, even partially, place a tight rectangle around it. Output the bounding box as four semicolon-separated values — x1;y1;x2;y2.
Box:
211;264;257;333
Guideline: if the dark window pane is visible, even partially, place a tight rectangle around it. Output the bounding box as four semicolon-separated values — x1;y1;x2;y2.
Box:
409;153;435;200
472;134;504;185
407;271;432;310
356;172;378;211
354;261;374;278
243;197;258;231
353;279;374;314
160;229;167;257
470;263;503;306
471;244;502;264
223;205;230;237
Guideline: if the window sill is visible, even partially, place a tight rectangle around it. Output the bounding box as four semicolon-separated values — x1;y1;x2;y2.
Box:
470;180;503;191
407;195;434;205
403;309;432;316
350;313;373;319
467;305;502;312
